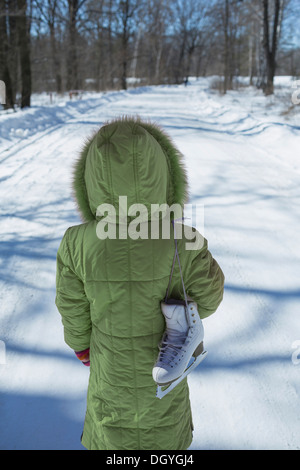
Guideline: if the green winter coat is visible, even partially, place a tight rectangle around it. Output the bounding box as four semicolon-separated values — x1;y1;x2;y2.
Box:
55;117;224;450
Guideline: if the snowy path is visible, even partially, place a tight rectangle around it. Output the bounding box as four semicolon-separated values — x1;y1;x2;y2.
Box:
0;79;299;450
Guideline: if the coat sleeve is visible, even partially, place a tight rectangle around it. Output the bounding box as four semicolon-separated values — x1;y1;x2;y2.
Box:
55;229;92;351
185;236;225;320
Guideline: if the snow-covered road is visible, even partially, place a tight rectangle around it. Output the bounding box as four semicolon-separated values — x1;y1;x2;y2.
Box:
0;79;299;450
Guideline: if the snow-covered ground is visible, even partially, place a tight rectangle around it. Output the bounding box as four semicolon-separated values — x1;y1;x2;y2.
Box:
0;77;299;450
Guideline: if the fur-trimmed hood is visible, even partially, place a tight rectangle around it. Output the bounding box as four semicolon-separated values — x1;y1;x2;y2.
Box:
73;116;189;223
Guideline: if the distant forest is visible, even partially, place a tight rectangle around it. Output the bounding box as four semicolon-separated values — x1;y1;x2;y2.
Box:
0;0;299;108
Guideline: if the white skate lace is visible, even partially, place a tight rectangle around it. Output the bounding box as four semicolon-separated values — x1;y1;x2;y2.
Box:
159;330;187;365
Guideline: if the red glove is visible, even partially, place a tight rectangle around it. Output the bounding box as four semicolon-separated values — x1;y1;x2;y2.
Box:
75;348;90;366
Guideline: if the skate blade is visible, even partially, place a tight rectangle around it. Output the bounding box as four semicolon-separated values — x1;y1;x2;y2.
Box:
156;350;208;399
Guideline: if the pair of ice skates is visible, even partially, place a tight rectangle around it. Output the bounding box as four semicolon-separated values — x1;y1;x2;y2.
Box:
152;299;207;399
152;221;207;399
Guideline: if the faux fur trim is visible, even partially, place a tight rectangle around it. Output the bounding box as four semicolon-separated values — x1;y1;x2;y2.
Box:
72;116;189;222
72;128;98;222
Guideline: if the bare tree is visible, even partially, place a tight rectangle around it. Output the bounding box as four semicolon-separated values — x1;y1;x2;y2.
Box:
33;0;62;93
0;0;15;108
117;0;140;90
221;0;246;93
7;0;18;102
148;0;167;84
66;0;78;90
171;0;208;84
223;0;230;92
139;0;172;85
66;0;88;90
262;0;285;95
17;0;31;107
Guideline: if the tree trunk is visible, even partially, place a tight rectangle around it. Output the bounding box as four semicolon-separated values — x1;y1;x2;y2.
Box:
262;0;282;96
0;0;15;108
66;0;79;91
175;33;186;84
130;25;142;80
107;0;114;89
223;0;230;94
121;0;131;90
8;0;18;105
154;42;162;84
48;0;62;94
17;0;31;108
49;24;62;93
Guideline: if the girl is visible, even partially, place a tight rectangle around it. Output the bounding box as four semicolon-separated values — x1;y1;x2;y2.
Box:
55;116;224;450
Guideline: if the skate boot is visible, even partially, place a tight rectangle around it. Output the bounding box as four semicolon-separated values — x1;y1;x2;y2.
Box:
153;300;207;399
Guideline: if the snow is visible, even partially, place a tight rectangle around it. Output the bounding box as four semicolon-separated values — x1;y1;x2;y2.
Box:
0;77;299;450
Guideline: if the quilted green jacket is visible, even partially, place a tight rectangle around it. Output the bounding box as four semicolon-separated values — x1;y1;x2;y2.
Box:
55;117;224;450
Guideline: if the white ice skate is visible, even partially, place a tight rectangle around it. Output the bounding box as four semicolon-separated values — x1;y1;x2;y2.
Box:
153;300;207;399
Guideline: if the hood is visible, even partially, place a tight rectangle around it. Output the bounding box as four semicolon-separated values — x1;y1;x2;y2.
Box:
72;116;189;223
